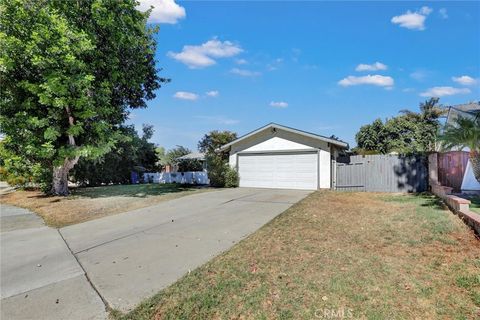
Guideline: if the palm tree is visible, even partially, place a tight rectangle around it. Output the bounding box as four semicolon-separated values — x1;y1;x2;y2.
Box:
439;115;480;182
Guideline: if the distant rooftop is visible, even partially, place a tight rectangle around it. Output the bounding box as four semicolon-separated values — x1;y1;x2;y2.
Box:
176;152;205;161
445;101;479;125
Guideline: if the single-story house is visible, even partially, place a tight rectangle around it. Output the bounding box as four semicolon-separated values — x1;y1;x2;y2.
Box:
218;123;348;190
176;152;207;171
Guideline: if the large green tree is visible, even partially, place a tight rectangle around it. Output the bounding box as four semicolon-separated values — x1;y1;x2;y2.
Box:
355;98;443;154
0;0;167;194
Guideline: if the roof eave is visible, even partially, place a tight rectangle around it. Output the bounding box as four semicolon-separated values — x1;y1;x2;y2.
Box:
218;123;348;151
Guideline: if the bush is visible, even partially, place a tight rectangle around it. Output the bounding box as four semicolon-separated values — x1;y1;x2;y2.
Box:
207;155;227;187
177;159;203;172
224;166;239;188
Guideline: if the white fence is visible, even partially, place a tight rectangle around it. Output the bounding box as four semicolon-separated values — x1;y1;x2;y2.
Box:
143;171;209;185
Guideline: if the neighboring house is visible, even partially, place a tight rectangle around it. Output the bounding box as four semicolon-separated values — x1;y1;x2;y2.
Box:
219;123;348;190
176;152;207;171
444;101;480;126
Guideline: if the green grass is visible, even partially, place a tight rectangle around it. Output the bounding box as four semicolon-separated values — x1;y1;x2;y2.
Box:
112;191;480;320
468;195;480;214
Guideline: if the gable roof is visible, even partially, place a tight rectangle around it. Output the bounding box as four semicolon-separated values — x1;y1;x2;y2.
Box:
445;102;480;126
176;152;205;161
219;123;349;151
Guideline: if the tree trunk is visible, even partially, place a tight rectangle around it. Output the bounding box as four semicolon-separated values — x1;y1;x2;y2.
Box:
51;156;79;196
51;106;79;195
470;150;480;183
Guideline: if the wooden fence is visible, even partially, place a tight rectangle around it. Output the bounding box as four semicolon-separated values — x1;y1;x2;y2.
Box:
437;151;469;192
335;154;428;192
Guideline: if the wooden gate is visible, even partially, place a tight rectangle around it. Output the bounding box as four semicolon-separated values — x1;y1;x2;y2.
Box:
336;154;428;192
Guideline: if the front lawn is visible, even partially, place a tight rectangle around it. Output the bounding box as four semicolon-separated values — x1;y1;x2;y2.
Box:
469;195;480;214
0;183;211;228
113;191;480;320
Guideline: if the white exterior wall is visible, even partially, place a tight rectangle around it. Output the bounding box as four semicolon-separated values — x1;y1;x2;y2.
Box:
243;136;314;152
319;149;331;188
229;153;237;168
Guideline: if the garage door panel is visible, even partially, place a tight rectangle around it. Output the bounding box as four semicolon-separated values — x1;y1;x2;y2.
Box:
238;153;318;190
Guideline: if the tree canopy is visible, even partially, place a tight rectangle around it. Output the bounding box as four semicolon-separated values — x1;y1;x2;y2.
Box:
198;130;238;158
0;0;168;194
355;98;444;154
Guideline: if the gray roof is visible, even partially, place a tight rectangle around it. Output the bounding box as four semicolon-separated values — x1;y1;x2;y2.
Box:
176;152;205;161
445;101;480;125
219;123;349;151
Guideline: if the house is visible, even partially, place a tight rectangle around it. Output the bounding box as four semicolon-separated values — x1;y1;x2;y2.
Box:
218;123;348;190
444;101;479;127
176;152;207;171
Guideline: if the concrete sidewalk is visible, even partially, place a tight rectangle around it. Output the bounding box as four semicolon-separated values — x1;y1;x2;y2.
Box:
60;188;311;313
0;204;106;320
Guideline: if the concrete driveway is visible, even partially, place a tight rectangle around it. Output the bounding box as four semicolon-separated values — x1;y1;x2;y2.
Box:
60;187;311;312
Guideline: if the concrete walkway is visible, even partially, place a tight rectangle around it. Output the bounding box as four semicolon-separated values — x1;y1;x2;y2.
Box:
1;188;310;318
0;204;106;320
60;188;311;312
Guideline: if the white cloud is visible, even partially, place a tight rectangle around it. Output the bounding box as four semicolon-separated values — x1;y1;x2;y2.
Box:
137;0;186;24
338;75;394;87
402;88;416;93
168;39;242;69
230;68;261;77
173;91;199;100
391;6;432;30
355;62;388;72
419;6;433;15
420;86;471;97
195;116;239;125
439;8;448;19
205;90;219;97
452;75;477;86
410;70;427;81
270;101;288;108
267;58;284;71
235;58;248;65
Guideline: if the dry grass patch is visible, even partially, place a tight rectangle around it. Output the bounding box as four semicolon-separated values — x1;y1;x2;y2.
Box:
113;191;480;320
0;184;211;228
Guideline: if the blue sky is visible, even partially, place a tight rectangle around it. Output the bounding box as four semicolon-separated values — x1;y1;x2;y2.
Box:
131;1;480;150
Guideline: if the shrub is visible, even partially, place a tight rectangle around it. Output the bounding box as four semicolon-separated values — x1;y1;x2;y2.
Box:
224;166;239;188
207;155;228;187
177;159;203;172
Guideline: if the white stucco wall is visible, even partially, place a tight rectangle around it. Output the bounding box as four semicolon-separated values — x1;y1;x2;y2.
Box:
319;149;331;189
243;136;314;152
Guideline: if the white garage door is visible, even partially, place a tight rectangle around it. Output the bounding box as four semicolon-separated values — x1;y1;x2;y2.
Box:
238;152;318;190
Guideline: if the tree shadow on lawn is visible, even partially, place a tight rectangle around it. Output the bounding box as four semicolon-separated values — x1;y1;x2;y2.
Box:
459;194;480;214
384;192;447;211
68;183;203;199
414;192;449;210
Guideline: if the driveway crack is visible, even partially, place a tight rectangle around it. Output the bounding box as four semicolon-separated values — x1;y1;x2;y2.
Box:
57;229;111;313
